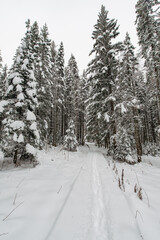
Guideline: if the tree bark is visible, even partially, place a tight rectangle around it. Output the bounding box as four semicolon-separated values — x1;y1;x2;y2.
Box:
13;148;18;165
133;107;142;162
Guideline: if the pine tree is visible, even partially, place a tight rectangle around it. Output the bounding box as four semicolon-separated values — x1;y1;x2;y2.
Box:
30;21;40;78
51;40;57;63
30;21;40;59
0;50;8;144
64;64;73;133
53;42;65;144
87;5;120;147
0;50;2;74
36;23;53;146
114;33;142;162
136;0;160;138
2;20;39;164
78;71;88;145
0;65;8;98
63;119;78;151
0;50;3;100
64;55;80;142
0;65;8;143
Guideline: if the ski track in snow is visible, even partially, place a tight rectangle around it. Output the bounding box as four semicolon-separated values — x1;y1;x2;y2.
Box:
0;145;160;240
91;153;111;240
45;162;85;239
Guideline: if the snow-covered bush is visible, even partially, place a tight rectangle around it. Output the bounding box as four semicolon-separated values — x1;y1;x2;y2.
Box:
26;143;37;157
110;128;134;162
143;143;160;156
63;120;78;152
19;144;38;167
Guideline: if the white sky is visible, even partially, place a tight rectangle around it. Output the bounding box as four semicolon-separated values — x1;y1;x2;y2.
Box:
0;0;138;74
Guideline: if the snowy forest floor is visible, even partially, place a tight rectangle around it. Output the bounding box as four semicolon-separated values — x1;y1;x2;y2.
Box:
0;144;160;240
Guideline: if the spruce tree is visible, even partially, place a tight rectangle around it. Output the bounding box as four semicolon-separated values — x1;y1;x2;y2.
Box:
53;42;65;144
64;54;80;142
0;50;2;74
30;21;40;78
36;24;53;146
2;20;39;164
0;53;7;144
51;40;57;64
0;65;8;143
136;0;160;135
0;50;3;100
87;5;120;147
78;71;88;145
114;33;142;162
63;119;78;151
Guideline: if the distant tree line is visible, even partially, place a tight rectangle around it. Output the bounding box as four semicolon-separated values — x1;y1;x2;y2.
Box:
0;20;86;164
0;0;160;164
87;1;160;162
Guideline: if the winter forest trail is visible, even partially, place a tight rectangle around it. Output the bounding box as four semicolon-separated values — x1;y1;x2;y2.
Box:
0;145;160;240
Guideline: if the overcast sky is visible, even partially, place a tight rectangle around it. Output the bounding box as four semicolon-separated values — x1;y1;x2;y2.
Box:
0;0;138;73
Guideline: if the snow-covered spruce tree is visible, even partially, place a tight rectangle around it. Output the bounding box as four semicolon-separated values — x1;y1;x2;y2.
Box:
114;33;142;162
0;64;8;144
2;20;40;164
0;51;8;145
36;24;53;146
134;71;149;148
30;21;40;77
30;21;40;58
49;41;57;145
64;63;74;135
64;55;80;142
87;5;120;148
63;119;78;151
0;65;8;98
0;50;2;74
53;42;65;145
51;40;57;63
131;68;160;156
113;127;133;161
78;71;88;145
136;0;160;143
0;50;4;100
144;71;160;154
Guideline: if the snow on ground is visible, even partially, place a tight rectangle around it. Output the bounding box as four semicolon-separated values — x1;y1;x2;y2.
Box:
0;144;160;240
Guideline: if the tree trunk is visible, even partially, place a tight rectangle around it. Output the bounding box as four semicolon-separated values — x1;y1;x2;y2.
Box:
13;148;18;165
133;107;142;162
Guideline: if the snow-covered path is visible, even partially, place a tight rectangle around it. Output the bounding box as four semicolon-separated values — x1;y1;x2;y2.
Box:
0;145;160;240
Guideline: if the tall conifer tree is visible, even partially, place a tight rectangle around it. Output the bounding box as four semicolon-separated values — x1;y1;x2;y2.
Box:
64;54;80;142
36;24;53;145
136;0;160;134
54;42;65;144
114;33;142;162
3;20;39;164
87;5;120;147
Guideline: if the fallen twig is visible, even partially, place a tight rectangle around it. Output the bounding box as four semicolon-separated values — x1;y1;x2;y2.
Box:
13;193;18;205
57;186;62;194
143;188;150;208
134;172;140;187
2;201;24;221
0;232;9;237
16;178;25;188
135;210;144;222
